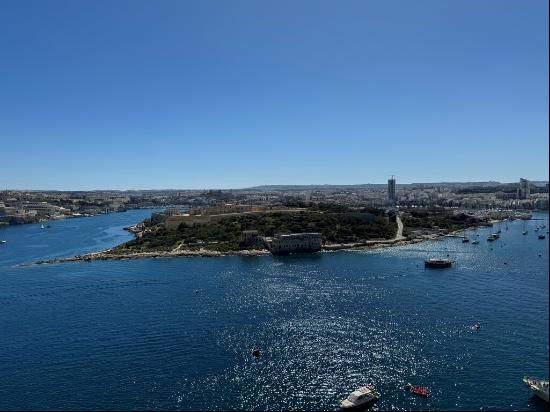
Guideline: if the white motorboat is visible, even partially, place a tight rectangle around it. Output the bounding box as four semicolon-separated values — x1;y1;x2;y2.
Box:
523;376;549;402
0;240;6;244
340;384;380;409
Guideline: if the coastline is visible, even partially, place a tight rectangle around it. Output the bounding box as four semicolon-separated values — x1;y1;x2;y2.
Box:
24;216;536;266
26;234;439;266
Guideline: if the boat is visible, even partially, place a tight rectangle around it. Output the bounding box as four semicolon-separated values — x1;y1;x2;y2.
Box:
534;228;539;232
340;385;380;409
40;224;45;229
523;376;549;402
472;239;479;244
405;383;429;397
538;234;545;240
0;240;6;244
462;235;470;243
424;258;452;268
46;224;51;228
487;233;499;241
523;231;528;235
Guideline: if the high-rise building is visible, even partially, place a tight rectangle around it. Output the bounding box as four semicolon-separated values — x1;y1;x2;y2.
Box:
388;176;396;205
517;178;530;200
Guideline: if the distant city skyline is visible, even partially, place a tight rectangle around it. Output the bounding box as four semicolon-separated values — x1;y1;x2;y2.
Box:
1;0;548;190
2;177;549;192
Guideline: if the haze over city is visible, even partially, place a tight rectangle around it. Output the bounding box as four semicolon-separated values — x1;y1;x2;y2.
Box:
1;0;548;190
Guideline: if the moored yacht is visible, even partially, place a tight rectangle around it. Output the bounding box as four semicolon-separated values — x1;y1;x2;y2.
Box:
523;376;549;402
340;385;380;409
424;258;452;268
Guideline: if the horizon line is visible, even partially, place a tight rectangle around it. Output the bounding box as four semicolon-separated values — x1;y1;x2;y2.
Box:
3;179;549;192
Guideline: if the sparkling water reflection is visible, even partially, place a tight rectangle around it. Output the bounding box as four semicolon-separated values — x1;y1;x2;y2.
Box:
0;211;548;410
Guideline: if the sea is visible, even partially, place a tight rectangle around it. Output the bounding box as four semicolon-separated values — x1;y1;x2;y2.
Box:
0;209;548;411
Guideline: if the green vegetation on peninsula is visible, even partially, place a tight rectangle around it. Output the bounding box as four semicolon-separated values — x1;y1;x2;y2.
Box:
107;203;492;256
111;204;398;254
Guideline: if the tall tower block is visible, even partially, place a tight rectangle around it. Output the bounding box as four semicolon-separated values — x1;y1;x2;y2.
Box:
388;175;396;205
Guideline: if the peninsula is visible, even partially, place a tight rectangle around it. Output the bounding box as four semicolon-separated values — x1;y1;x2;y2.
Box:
28;203;531;265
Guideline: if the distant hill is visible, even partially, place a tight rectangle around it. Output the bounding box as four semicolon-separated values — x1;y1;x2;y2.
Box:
245;181;548;191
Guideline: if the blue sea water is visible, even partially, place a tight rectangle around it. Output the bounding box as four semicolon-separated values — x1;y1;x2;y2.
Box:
0;210;548;411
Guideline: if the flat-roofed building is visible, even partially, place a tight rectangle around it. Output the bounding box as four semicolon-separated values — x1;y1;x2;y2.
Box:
239;230;261;247
189;204;257;216
270;233;322;255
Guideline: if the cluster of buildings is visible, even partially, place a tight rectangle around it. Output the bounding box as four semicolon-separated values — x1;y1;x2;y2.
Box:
1;177;547;229
0;191;142;226
383;177;548;210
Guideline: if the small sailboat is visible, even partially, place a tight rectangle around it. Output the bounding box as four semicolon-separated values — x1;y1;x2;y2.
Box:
472;239;479;244
40;224;45;229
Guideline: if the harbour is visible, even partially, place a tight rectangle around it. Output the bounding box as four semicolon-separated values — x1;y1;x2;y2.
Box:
0;209;548;410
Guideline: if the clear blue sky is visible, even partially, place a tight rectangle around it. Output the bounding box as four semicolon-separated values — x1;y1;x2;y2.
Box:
1;0;548;190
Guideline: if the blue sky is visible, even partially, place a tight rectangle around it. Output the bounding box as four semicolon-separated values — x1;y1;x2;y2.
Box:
1;0;548;190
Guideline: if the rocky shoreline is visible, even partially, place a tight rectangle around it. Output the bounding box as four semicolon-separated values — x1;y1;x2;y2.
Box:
24;218;512;266
25;235;442;266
